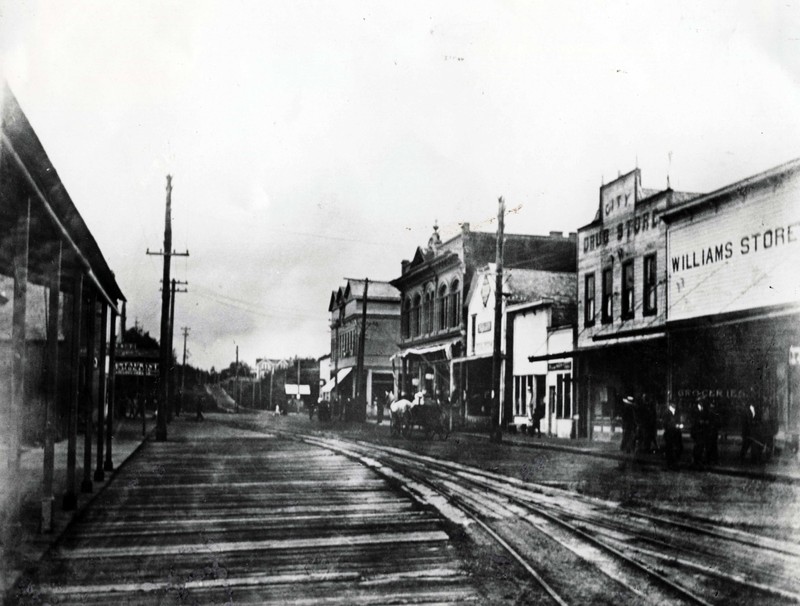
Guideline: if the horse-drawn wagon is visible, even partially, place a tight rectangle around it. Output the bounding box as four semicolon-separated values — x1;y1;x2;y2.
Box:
389;396;449;440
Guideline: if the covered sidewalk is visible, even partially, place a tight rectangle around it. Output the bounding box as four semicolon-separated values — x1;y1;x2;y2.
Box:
1;80;126;548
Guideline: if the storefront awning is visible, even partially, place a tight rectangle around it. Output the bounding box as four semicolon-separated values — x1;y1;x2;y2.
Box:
319;367;352;394
527;351;576;363
390;338;462;362
451;352;493;364
573;332;665;355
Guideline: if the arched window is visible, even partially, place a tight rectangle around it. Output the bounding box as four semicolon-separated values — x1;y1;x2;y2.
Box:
424;286;434;334
401;297;411;339
437;283;448;330
448;280;461;328
411;293;422;337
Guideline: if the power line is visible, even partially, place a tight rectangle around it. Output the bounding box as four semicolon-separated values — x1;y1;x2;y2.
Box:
192;289;327;322
192;283;318;315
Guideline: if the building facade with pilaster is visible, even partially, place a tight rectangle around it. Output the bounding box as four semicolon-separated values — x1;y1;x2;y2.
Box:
391;222;576;425
325;278;399;419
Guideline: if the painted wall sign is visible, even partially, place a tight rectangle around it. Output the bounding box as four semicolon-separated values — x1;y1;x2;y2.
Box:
676;388;747;400
477;321;492;333
600;170;639;221
115;361;158;376
668;183;800;321
582;209;660;252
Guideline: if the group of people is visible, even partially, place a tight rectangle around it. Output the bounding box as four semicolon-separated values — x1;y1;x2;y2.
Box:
618;391;780;470
619;393;717;470
618;393;660;456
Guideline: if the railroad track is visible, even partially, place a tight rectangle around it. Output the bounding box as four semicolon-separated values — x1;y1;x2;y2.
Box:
263;428;800;606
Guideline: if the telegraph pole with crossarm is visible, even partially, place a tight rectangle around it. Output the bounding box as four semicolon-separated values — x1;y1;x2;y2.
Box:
147;175;189;441
181;326;190;414
164;278;188;419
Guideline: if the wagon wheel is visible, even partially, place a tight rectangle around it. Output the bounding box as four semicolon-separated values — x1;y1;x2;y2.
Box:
423;423;436;440
401;412;414;439
437;412;450;440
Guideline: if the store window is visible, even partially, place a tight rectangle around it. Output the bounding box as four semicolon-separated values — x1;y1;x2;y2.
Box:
513;375;535;417
555;374;572;419
601;267;613;324
584;273;595;327
622;260;634;320
643;254;657;315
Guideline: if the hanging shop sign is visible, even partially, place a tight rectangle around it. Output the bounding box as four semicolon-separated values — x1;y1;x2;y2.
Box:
548;360;572;372
477;321;492;333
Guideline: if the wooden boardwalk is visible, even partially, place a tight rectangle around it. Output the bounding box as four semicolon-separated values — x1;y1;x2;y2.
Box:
11;421;481;605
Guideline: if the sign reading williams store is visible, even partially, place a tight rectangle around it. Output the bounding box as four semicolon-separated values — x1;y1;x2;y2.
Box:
668;178;800;321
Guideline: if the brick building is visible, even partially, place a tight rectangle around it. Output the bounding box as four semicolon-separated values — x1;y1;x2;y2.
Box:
325;278;399;420
391;222;576;414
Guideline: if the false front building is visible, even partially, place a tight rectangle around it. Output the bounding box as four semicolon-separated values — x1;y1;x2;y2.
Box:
575;169;699;437
663;158;800;444
391;222;576;421
463;263;576;433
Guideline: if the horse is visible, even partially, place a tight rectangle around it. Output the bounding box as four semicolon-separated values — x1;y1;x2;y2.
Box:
389;398;415;436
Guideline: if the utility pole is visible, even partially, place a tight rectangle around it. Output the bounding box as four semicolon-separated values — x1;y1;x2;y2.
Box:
147;175;189;441
269;366;274;411
296;356;301;412
165;278;188;419
181;326;190;414
235;344;239;413
355;278;369;422
491;196;505;443
333;319;340;418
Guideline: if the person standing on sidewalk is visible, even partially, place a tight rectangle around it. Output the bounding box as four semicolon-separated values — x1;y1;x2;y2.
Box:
663;401;682;470
705;397;721;465
690;397;709;468
620;396;636;454
530;393;544;438
740;395;761;463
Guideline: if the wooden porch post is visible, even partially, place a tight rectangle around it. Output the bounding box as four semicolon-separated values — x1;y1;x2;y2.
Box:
94;302;107;482
63;273;82;510
104;308;117;471
9;198;31;515
81;289;96;493
42;240;61;532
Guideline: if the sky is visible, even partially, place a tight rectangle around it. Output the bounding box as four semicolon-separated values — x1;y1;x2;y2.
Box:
1;0;799;371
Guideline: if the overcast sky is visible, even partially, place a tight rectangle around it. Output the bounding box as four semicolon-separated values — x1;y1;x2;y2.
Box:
1;1;799;370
